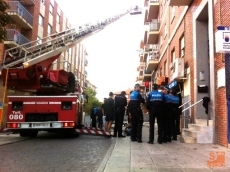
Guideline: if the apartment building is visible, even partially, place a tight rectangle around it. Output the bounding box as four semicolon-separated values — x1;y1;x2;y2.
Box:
0;0;89;101
137;0;230;147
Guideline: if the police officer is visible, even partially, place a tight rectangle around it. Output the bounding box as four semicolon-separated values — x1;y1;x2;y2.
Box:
171;91;180;140
163;87;173;142
146;84;164;144
129;84;145;143
114;91;127;137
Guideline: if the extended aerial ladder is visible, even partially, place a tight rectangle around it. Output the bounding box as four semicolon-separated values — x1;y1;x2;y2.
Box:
1;24;105;94
0;14;128;137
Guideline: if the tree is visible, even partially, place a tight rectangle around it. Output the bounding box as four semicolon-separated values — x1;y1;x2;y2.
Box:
0;1;11;42
83;87;101;115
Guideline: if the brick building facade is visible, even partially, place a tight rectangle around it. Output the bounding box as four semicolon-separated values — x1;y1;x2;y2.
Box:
137;0;230;147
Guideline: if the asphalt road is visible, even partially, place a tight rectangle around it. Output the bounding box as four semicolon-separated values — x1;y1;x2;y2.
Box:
0;132;114;172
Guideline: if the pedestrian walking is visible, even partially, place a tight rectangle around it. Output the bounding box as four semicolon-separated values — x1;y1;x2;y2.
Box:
146;84;164;144
104;92;115;137
129;84;145;143
113;91;127;138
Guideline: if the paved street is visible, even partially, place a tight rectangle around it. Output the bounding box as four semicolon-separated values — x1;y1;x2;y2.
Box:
0;132;114;172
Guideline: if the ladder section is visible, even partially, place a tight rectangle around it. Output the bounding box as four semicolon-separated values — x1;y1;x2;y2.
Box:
1;26;95;69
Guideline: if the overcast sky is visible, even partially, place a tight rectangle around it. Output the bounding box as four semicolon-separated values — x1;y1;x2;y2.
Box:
55;0;144;101
56;0;142;27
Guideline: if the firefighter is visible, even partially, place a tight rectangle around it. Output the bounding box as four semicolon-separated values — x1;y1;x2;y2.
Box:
113;91;127;137
129;84;145;143
163;87;173;142
171;91;180;140
146;84;164;144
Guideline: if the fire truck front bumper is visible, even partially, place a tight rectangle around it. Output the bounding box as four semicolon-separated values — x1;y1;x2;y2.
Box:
6;121;75;130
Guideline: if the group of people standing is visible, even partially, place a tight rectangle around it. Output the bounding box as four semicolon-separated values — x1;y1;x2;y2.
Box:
146;84;181;144
92;83;181;143
101;91;127;138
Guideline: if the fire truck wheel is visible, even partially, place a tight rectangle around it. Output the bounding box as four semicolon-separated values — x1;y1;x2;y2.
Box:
19;131;29;137
28;131;38;138
67;72;75;93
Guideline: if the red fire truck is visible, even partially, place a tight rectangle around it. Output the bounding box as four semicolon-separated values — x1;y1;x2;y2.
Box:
0;13;127;137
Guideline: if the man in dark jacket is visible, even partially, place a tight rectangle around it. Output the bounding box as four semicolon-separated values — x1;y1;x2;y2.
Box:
128;84;145;143
146;84;164;144
114;91;127;137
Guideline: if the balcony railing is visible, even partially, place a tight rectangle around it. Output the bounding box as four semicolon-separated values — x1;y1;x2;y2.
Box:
6;29;30;47
150;0;159;2
144;70;151;74
147;53;159;62
149;20;160;31
85;70;88;76
8;1;33;26
85;59;88;66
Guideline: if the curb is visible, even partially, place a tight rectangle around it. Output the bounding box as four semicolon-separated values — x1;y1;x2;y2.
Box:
96;138;116;172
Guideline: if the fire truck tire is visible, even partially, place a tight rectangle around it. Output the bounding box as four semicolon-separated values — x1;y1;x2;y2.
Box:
67;72;75;93
19;131;29;137
28;131;38;138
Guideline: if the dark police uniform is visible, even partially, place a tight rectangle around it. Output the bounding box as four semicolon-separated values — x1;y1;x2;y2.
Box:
146;90;164;144
163;93;173;142
171;93;180;140
114;93;127;137
129;90;145;142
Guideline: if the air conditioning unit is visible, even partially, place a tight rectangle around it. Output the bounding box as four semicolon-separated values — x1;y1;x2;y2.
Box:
172;58;184;80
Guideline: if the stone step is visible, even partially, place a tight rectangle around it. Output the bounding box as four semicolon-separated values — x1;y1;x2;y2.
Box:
188;124;207;131
182;128;198;138
179;135;196;143
195;119;213;126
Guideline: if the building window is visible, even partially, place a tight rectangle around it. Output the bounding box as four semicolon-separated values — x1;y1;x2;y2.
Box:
160;67;162;76
171;6;175;23
164;60;167;76
41;0;45;4
160;35;163;47
180;35;185;57
164;23;167;38
37;36;42;45
48;24;52;35
57;14;60;24
39;14;44;27
171;49;175;63
49;4;53;14
50;0;54;5
57;6;61;14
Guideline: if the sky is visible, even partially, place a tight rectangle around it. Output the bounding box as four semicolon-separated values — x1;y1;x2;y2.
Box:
55;0;145;101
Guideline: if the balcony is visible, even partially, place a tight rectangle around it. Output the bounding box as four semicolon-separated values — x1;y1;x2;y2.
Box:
7;1;33;29
148;0;159;21
143;70;151;82
4;29;30;48
146;52;159;72
136;76;143;81
84;82;88;88
147;20;160;44
19;0;35;5
85;59;88;66
169;0;193;6
85;70;88;76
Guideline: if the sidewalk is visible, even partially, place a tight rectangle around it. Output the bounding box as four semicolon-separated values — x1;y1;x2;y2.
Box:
0;131;28;146
97;125;230;172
